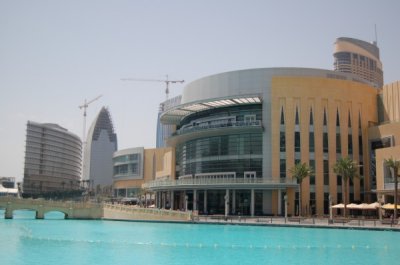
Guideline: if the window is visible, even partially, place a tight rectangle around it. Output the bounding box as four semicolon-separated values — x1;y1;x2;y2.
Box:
295;107;299;125
129;154;139;161
323;109;327;126
309;160;315;185
336;109;340;127
348;134;353;155
244;115;256;124
280;132;286;152
323;132;328;153
309;132;315;153
336;133;341;154
323;160;329;186
280;159;286;178
294;132;300;152
280;107;285;125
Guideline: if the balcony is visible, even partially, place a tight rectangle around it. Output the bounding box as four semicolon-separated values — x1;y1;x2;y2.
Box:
174;120;262;136
142;176;297;191
167;121;263;146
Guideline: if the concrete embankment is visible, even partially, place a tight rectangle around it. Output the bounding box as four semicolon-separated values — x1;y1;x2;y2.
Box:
103;203;193;222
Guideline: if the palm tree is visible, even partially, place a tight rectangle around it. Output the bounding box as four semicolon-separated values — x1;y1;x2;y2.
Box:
290;162;314;217
384;157;399;219
333;157;359;217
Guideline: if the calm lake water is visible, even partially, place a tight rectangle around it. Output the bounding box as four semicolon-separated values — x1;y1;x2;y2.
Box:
0;209;399;265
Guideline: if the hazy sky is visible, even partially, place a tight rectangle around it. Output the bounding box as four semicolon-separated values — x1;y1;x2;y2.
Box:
1;0;399;181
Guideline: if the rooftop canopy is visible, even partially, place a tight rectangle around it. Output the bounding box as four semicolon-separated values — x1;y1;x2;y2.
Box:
160;95;262;124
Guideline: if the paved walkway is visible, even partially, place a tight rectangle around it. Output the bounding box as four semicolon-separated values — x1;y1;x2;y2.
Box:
194;216;400;231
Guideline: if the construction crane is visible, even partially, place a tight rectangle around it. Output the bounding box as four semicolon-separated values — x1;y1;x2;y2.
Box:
79;95;102;143
121;75;184;100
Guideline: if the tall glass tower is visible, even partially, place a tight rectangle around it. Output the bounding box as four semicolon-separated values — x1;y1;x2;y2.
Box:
82;107;117;187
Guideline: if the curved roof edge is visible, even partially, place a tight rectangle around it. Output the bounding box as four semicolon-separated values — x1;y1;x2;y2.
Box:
113;147;144;157
27;120;81;141
335;37;379;59
160;67;374;124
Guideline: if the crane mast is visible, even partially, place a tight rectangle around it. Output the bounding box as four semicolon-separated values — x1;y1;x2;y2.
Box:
121;75;184;100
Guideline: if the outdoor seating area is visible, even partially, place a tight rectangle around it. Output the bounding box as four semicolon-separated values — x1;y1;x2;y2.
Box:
331;202;381;211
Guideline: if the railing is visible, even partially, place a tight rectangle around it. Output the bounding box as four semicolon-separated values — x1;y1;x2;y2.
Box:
173;120;262;136
0;197;101;209
103;203;191;219
143;177;297;189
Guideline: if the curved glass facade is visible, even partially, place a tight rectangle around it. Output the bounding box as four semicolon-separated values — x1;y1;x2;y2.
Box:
176;105;262;178
23;121;82;196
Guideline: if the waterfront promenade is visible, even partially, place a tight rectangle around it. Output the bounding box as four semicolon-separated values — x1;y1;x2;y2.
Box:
1;197;399;231
194;215;400;231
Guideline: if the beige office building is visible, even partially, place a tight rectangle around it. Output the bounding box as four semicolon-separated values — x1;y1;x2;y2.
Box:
143;67;381;216
369;81;400;204
334;37;383;88
113;147;175;200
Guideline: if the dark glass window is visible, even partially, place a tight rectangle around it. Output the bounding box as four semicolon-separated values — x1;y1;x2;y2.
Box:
323;132;328;153
280;107;285;125
280;159;286;178
294;132;300;152
323;160;329;186
309;160;315;185
309;132;315;153
280;132;286;152
177;133;263;177
336;109;340;127
337;175;342;185
348;112;352;127
336;133;341;154
295;107;299;125
348;134;353;155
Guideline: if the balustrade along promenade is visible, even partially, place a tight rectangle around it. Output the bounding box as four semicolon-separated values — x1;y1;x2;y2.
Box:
0;197;193;221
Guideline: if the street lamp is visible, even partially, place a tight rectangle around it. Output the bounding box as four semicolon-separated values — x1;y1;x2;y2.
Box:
284;195;288;223
224;194;229;217
329;194;333;224
379;195;384;221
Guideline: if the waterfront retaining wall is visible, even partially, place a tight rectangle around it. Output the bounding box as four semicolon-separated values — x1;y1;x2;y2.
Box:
103;204;192;222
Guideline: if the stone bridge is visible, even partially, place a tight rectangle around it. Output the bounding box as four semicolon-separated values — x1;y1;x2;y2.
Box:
0;197;103;219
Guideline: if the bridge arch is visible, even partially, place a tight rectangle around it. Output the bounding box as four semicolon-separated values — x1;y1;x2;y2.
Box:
43;210;69;219
5;208;38;219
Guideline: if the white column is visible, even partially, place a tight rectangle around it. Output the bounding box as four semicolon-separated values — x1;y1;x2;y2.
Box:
284;194;288;221
278;189;282;215
204;190;208;214
193;190;197;211
232;190;236;214
250;189;255;217
170;190;174;210
184;191;188;211
329;194;333;222
225;189;230;217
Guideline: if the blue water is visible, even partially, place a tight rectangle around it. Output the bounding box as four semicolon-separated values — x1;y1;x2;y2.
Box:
0;209;399;265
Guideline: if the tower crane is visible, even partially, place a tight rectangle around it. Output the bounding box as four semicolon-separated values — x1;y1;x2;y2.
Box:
121;75;184;100
79;95;102;143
